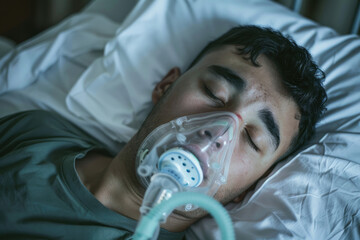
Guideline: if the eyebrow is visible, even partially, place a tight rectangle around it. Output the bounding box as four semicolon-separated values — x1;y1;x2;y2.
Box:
208;65;246;91
258;109;280;151
208;65;279;150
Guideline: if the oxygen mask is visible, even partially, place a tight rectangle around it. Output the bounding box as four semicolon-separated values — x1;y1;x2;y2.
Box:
136;111;241;214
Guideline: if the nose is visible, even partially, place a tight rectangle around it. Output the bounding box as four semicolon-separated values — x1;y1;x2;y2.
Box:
198;128;227;151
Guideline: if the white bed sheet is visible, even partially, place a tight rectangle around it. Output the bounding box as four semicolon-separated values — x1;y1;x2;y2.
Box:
0;0;359;239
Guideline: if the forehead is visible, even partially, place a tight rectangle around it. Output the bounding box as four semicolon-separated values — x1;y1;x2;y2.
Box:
191;45;300;155
194;45;285;92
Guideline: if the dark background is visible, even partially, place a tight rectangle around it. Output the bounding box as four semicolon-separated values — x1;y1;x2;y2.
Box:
0;0;90;44
0;0;359;45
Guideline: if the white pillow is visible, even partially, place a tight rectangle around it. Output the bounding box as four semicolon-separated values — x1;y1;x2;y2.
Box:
66;0;360;239
0;13;123;152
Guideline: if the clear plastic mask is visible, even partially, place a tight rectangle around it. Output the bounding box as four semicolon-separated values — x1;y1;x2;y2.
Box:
136;111;240;211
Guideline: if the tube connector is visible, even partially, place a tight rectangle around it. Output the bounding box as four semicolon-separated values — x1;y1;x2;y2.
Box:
139;173;181;221
133;192;235;240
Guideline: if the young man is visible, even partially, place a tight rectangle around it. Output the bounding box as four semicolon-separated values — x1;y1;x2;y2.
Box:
0;26;327;239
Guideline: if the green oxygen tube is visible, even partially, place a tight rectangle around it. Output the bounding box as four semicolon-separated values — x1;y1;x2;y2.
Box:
132;192;235;240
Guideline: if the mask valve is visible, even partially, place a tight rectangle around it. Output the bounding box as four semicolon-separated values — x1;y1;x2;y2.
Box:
158;148;203;187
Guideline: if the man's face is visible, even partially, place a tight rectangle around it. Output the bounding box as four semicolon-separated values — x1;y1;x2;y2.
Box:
137;45;300;209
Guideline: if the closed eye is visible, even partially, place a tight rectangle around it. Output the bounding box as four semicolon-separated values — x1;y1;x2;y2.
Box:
203;84;225;106
245;129;260;152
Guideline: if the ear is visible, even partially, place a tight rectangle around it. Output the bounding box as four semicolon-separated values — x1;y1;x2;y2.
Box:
152;67;181;104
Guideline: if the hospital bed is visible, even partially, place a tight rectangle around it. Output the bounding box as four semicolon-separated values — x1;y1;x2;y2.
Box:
0;0;359;239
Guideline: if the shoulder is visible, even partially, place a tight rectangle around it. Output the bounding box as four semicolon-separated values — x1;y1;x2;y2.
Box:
0;110;66;127
0;110;102;153
0;110;80;136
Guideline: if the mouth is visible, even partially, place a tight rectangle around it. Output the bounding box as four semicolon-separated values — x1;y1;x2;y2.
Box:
181;144;209;179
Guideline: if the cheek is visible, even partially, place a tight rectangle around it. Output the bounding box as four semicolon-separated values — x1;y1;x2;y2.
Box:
225;147;265;192
213;160;254;204
225;152;275;197
227;158;253;189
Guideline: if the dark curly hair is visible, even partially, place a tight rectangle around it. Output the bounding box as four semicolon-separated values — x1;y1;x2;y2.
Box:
188;25;327;158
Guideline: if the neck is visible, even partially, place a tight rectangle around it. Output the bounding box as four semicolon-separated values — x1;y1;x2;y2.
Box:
75;141;196;233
